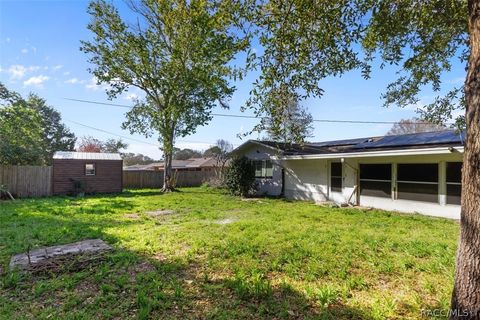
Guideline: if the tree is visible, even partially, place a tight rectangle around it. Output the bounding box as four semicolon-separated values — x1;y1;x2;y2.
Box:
0;104;44;165
262;90;313;143
102;138;128;153
122;153;156;166
27;94;76;164
224;156;256;197
204;139;233;184
77;136;103;153
387;118;448;136
77;136;127;153
0;83;75;165
240;0;475;316
173;148;202;160
81;0;244;191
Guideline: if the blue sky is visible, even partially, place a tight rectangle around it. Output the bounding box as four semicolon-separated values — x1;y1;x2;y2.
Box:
0;0;466;159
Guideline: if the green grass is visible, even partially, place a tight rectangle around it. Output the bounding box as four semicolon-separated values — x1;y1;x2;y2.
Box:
0;187;458;319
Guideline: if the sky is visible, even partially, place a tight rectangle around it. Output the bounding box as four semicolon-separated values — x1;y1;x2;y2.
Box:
0;0;466;159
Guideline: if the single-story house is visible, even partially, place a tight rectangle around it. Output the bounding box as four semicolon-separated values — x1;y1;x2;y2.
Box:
232;130;464;219
123;157;217;172
53;151;123;195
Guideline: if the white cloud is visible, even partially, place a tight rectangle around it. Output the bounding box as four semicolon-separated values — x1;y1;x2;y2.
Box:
21;48;28;54
23;75;50;87
65;77;79;84
124;93;138;101
63;71;70;76
85;77;100;90
7;65;27;79
52;65;63;71
7;65;40;80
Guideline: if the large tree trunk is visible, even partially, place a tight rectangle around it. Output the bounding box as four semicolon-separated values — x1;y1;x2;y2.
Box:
450;0;480;318
162;138;175;192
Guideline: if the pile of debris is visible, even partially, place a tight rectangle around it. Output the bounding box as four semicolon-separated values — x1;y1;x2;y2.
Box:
9;239;112;274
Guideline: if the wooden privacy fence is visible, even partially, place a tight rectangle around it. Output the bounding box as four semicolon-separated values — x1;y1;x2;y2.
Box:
0;165;52;197
0;165;217;198
123;170;216;189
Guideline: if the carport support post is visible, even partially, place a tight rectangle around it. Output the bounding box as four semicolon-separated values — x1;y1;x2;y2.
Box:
439;161;446;206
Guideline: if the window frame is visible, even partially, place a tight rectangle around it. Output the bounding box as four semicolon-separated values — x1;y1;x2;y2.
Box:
359;163;392;198
330;162;342;193
253;160;273;179
446;162;462;205
85;163;96;176
396;163;439;203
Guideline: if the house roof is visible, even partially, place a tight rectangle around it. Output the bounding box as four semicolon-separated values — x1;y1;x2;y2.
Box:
53;151;122;161
234;130;465;157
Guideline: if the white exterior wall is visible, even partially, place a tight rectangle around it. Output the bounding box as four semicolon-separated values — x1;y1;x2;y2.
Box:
284;159;329;201
242;145;283;196
283;152;463;219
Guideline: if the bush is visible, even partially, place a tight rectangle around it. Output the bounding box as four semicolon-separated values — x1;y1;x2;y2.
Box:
224;156;256;197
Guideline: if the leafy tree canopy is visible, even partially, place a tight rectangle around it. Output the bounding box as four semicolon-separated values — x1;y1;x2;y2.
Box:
173;148;202;160
0;83;76;165
122;152;156;166
77;136;127;153
237;0;467;140
386;118;448;136
81;0;246;190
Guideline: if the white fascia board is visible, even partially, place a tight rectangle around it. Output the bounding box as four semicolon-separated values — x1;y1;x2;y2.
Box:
273;146;465;160
231;140;282;155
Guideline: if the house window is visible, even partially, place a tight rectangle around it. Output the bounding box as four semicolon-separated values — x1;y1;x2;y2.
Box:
253;160;273;179
330;162;342;192
397;163;438;203
360;164;392;198
85;163;96;176
446;162;462;205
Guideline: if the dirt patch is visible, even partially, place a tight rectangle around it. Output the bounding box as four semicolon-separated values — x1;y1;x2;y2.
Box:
124;213;141;220
146;209;175;217
128;261;156;278
214;218;238;225
241;198;263;202
153;253;168;262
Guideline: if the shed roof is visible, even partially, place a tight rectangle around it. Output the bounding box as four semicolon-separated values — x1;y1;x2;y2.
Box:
53;151;122;161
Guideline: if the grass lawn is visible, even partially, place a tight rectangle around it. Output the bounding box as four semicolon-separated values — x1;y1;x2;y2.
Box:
0;187;459;319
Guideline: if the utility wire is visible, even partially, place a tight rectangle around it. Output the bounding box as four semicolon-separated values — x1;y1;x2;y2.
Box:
64;97;439;125
65;119;160;147
65;119;223;147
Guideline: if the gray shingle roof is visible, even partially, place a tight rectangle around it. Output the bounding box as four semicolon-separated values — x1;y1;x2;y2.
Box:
53;151;122;160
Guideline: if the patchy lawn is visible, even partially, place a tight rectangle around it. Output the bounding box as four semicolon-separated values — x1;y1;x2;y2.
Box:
0;188;458;319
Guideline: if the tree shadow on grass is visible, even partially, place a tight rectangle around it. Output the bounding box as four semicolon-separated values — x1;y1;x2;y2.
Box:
0;193;373;319
169;266;374;320
2;233;373;320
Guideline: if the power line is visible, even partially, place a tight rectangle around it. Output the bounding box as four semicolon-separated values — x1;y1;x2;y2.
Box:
63;97;438;125
65;119;223;147
65;119;160;147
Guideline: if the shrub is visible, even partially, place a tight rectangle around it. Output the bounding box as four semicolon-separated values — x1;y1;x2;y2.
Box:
224;156;256;197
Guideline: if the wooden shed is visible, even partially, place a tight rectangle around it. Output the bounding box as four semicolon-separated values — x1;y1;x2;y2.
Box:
53;151;123;195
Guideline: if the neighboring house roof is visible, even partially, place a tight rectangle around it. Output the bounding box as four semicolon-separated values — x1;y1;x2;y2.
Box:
53;151;122;161
233;130;465;158
185;157;217;167
122;164;154;171
123;157;217;171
